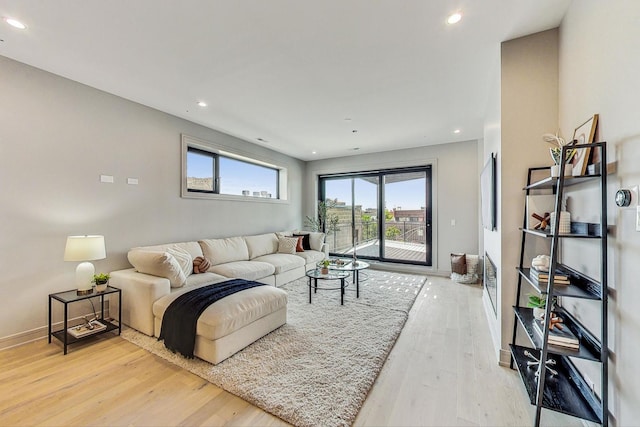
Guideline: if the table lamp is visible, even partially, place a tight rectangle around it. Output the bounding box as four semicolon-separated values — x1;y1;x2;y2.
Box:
64;235;106;295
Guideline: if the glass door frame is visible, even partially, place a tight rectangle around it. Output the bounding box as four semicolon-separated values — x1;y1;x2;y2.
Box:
319;165;432;266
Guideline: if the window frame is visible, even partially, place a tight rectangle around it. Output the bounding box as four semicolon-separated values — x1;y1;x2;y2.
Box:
181;134;288;203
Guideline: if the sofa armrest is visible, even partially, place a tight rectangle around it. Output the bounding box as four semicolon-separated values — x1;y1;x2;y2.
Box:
110;268;171;336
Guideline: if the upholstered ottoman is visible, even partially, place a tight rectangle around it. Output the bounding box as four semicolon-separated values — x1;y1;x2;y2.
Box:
152;283;287;364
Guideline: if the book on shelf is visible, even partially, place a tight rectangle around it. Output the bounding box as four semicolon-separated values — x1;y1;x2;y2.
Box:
529;268;570;285
533;318;579;349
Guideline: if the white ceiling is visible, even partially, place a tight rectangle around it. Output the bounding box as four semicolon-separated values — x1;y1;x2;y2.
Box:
0;0;570;161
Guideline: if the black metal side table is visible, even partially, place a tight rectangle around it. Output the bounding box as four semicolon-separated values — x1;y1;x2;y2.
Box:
48;286;121;354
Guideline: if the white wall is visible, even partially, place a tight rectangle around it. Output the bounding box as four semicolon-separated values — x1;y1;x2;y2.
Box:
0;56;305;346
305;140;479;274
498;29;560;364
558;2;640;424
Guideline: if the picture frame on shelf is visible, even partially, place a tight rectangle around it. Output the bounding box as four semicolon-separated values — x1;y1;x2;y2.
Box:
571;114;598;176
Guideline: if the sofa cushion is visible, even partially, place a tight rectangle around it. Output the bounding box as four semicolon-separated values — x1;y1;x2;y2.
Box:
209;261;275;281
133;241;204;260
127;250;187;288
244;233;278;259
295;236;304;252
199;237;249;266
185;272;228;287
294;249;325;265
277;236;298;254
252;253;305;274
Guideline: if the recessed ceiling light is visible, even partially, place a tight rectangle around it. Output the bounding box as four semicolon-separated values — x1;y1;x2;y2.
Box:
344;118;352;122
312;151;317;155
447;12;462;25
256;137;269;143
453;129;461;134
4;17;27;29
197;101;207;107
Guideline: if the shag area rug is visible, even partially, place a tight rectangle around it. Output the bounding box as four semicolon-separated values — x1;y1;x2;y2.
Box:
121;270;426;427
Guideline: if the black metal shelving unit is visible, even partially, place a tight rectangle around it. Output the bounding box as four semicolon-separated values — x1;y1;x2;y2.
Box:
510;142;608;426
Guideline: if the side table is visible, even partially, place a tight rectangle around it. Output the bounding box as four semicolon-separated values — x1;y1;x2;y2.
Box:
48;286;122;354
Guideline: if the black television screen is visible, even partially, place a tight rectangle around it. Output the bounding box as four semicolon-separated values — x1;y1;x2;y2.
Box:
481;154;496;230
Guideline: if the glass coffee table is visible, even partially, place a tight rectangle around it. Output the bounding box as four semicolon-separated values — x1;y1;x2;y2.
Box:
326;259;370;298
306;269;350;305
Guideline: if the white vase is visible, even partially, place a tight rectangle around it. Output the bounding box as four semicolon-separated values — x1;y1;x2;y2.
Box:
533;307;545;320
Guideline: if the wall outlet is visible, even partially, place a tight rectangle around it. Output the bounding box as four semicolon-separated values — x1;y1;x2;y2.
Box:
100;174;114;183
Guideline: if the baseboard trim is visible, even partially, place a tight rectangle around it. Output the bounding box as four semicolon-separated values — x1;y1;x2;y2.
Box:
498;348;512;367
0;306;111;351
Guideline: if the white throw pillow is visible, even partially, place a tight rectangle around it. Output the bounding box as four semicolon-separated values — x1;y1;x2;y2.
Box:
277;236;298;254
127;250;187;288
309;232;326;252
167;245;193;277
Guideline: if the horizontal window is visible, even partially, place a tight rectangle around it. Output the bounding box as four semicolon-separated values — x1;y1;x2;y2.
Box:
181;135;287;202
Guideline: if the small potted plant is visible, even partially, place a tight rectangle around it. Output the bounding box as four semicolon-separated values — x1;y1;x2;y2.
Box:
92;273;110;292
320;259;330;275
527;293;555;320
543;132;576;177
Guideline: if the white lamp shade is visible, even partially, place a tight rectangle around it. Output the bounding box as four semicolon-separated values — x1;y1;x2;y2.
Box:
64;235;106;294
64;235;106;261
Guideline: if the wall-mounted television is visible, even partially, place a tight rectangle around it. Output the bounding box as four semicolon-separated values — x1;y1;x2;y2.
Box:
481;153;496;231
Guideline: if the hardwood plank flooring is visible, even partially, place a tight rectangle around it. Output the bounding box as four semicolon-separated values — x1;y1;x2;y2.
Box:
0;275;584;426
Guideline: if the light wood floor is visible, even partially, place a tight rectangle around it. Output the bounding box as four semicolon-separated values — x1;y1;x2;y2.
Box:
0;276;575;426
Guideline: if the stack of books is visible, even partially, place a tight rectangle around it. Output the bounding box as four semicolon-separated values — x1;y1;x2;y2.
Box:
529;267;571;285
533;318;579;349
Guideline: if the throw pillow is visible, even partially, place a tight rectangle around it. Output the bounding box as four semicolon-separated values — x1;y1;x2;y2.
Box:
278;236;298;254
465;254;479;275
295;236;305;252
308;232;326;252
450;253;467;274
293;233;311;250
127;250;187;288
193;256;211;274
167;245;193;277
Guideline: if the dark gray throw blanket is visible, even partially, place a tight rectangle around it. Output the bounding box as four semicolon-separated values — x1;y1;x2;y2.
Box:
159;279;266;358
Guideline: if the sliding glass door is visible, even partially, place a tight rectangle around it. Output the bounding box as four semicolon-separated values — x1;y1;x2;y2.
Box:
319;166;431;266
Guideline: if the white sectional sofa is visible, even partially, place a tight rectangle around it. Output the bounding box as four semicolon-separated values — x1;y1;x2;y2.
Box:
110;231;325;364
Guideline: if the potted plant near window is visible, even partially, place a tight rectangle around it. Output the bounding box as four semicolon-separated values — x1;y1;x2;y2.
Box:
92;273;110;292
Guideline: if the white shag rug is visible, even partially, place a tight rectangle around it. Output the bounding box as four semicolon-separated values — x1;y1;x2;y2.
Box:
121;270;426;427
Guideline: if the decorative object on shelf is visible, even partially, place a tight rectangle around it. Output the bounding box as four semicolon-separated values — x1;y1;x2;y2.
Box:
571;114;599;176
64;235;106;295
527;293;547;320
92;273;110;292
549;211;571;234
526;195;555;230
530;212;550;230
524;349;558;377
531;254;550;272
543;131;575;177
